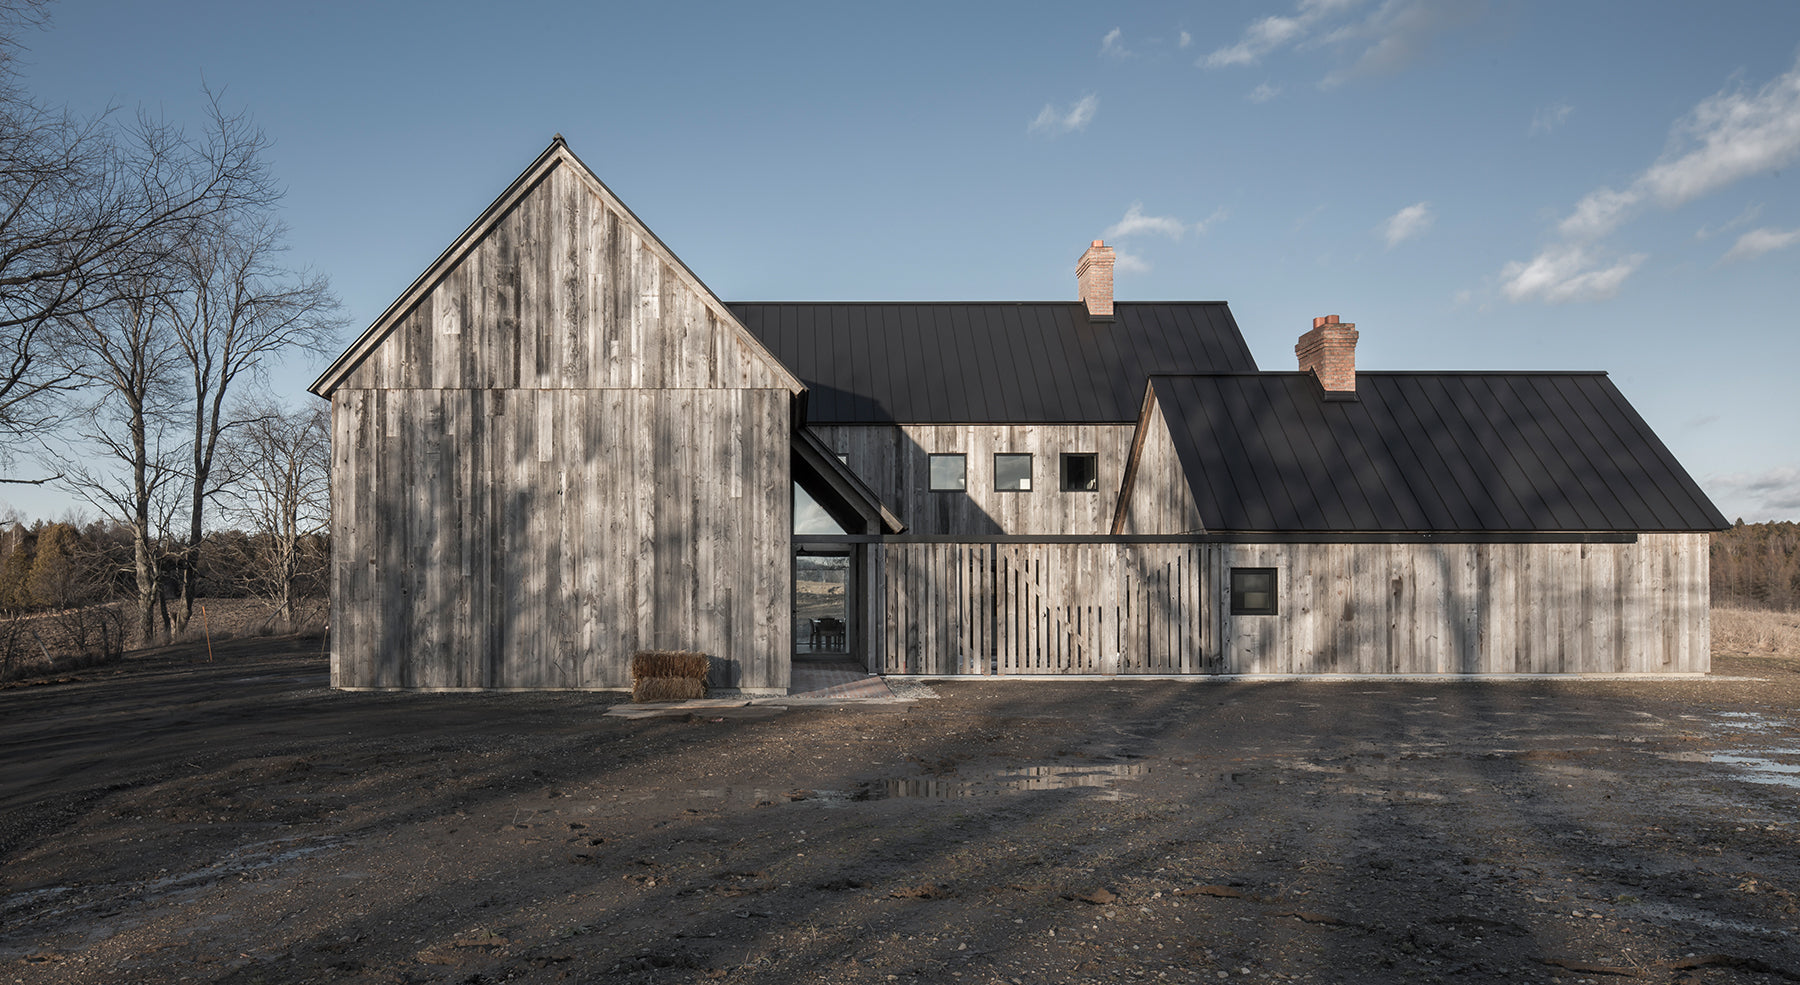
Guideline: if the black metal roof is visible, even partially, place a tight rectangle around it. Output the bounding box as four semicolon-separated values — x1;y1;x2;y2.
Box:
1148;372;1729;533
727;302;1257;424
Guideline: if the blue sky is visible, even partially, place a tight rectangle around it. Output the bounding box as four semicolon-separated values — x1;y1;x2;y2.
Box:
6;0;1799;522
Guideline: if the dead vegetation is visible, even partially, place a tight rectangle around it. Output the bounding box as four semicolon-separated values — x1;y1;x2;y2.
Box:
1711;604;1800;657
0;597;321;682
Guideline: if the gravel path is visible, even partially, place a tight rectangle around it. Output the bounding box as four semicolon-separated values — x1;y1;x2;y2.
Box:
2;637;1797;984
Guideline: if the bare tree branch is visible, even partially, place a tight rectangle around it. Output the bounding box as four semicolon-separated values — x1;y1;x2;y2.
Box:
220;399;329;630
167;208;344;630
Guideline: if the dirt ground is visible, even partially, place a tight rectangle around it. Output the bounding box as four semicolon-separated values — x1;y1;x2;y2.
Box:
3;640;1799;984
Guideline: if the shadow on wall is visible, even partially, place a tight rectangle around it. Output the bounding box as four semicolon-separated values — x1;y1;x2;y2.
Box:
353;387;788;692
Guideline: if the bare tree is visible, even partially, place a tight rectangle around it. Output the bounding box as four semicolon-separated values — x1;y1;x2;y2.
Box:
167;214;342;631
55;287;189;645
0;0;276;477
221;401;329;631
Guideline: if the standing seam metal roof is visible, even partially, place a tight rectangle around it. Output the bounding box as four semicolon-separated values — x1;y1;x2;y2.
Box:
728;302;1258;424
1149;373;1729;533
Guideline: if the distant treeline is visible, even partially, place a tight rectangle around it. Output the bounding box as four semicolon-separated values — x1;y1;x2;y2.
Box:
0;521;327;611
1712;521;1800;610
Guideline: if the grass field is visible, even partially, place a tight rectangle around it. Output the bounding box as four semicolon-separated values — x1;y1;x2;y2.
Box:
1711;604;1800;657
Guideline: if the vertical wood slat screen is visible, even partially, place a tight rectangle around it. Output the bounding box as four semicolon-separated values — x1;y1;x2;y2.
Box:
881;543;1214;675
875;536;1708;676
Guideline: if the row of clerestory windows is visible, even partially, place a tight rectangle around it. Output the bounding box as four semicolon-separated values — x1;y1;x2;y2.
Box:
925;453;1098;493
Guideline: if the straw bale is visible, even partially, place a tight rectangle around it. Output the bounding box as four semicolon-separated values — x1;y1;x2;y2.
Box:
632;676;707;703
630;650;711;680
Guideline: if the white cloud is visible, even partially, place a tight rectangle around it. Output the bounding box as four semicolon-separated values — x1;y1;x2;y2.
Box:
1707;465;1800;521
1319;0;1484;88
1179;30;1192;49
1557;185;1640;240
1722;226;1800;263
1106;203;1189;240
1100;27;1129;58
1555;55;1800;239
1104;204;1225;242
1381;201;1435;247
1530;101;1573;135
1114;250;1152;275
1203;0;1358;68
1502;53;1800;304
1204;0;1480;87
1499;245;1646;304
1695;203;1762;240
1640;60;1800;208
1248;82;1281;103
1028;93;1099;136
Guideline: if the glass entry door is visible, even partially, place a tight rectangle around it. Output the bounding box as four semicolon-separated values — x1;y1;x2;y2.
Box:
794;552;851;654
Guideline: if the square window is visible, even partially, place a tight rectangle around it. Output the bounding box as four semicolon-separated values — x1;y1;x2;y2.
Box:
1230;568;1278;616
994;453;1032;491
928;453;966;491
1060;453;1099;492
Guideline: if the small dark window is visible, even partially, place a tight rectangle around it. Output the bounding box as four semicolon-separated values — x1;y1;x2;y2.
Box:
928;453;966;491
1231;568;1278;615
994;453;1032;491
1061;453;1098;492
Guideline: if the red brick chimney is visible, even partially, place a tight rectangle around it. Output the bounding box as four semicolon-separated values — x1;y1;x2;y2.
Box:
1295;315;1359;393
1077;240;1116;322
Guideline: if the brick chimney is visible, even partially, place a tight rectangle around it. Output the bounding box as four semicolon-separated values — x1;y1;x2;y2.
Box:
1077;240;1116;322
1295;315;1359;393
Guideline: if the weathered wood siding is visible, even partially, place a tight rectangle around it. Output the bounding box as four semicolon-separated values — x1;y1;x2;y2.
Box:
338;162;792;393
812;424;1135;535
878;543;1215;676
1220;535;1710;675
332;388;790;690
876;534;1709;675
1114;406;1202;535
329;157;793;691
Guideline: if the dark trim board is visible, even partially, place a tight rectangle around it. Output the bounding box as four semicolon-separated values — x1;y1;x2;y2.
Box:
796;532;1645;546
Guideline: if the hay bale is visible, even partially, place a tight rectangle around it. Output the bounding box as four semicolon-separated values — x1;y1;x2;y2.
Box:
630;650;710;681
632;676;707;703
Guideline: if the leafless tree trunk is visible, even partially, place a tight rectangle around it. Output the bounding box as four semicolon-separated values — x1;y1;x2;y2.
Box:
168;216;341;632
56;290;187;646
222;401;329;631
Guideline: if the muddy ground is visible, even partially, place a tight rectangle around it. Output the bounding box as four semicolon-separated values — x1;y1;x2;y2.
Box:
2;639;1799;984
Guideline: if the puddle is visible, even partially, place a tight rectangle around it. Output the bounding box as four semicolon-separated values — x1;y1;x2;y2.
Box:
1712;751;1800;789
865;764;1152;802
666;764;1156;808
1653;747;1800;790
1714;711;1782;732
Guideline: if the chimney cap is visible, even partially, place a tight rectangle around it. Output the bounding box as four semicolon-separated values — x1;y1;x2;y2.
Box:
1312;314;1341;329
1091;239;1105;248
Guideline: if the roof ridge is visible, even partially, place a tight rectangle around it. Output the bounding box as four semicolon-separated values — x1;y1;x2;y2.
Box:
1148;370;1614;377
725;300;1233;306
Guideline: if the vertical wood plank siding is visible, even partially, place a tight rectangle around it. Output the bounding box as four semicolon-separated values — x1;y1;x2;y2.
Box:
878;535;1709;675
1115;405;1203;534
332;388;791;689
810;424;1136;535
329;160;793;690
